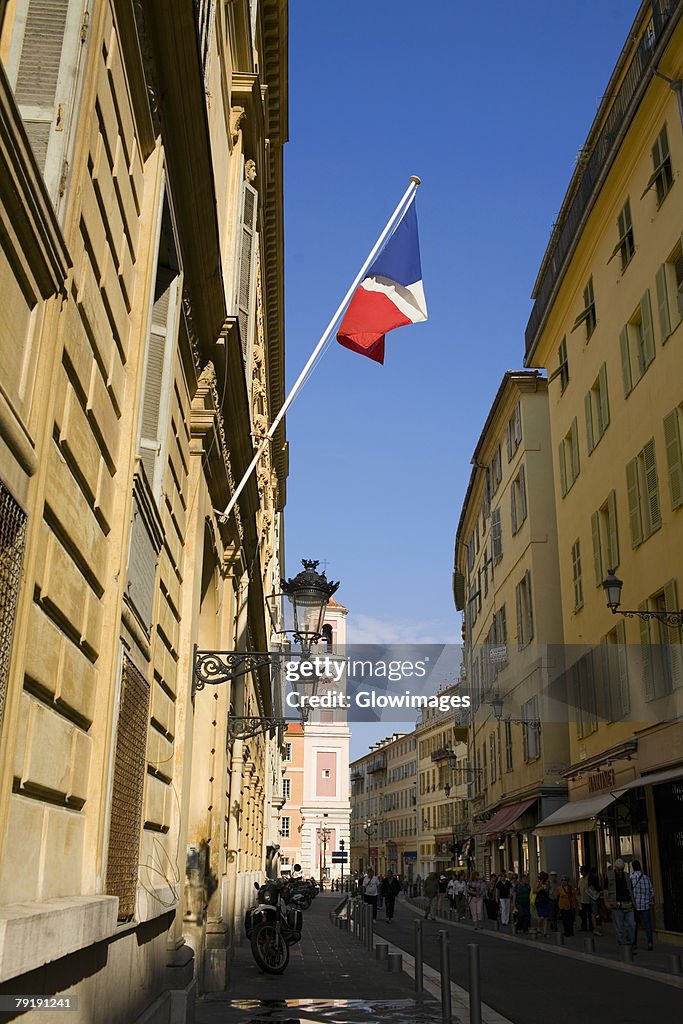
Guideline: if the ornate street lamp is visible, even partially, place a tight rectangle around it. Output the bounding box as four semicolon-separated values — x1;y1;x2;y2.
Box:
193;559;340;738
602;569;683;628
490;693;540;731
363;819;378;871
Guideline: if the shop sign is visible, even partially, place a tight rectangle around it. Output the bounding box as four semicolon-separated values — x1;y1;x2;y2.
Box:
588;767;616;793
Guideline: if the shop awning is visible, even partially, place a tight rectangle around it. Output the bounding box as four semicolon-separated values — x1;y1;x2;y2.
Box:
613;764;683;793
474;797;537;838
534;792;617;837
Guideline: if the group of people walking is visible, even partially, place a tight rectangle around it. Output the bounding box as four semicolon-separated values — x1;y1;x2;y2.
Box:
417;859;656;952
359;868;402;921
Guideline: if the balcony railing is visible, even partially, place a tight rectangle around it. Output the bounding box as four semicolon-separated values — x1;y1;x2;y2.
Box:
366;754;387;774
525;0;681;361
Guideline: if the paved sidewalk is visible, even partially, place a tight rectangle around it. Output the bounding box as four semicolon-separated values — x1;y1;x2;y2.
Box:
196;894;446;1024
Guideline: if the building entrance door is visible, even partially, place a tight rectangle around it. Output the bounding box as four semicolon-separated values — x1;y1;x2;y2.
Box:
654;779;683;933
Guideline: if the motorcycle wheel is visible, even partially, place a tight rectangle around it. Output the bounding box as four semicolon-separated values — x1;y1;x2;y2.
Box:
300;897;311;910
250;921;289;974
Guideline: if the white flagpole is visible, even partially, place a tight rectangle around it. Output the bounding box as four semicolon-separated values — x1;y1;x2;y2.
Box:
218;175;422;521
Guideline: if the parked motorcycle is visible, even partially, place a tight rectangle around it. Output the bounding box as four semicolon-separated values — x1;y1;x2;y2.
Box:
245;869;303;973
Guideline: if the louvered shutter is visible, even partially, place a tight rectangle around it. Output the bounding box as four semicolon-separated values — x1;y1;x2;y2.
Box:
642;438;661;536
607;490;619;570
140;285;172;490
663;580;683;690
519;464;527;522
585;392;595;453
655;265;671;341
515;581;523;649
663;409;683;510
640;290;656;368
511;480;517;534
236;180;258;359
10;0;85;201
599;363;610;433
626;458;643;546
591;511;602;585
506;421;512;462
570;418;580;481
514;402;522;444
559;442;568;496
639;607;654;702
524;571;534;642
616;620;630;716
620;326;632;396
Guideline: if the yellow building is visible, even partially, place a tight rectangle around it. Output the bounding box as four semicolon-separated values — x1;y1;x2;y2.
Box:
0;0;287;1016
379;732;418;880
524;1;683;936
454;372;571;880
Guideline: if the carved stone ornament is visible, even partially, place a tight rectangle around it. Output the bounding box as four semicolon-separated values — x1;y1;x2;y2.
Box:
245;159;257;182
230;105;246;143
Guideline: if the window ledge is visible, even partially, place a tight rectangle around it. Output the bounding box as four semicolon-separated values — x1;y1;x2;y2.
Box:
0;895;118;983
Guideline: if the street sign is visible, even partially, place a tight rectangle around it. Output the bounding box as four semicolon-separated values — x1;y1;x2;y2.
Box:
489;645;508;663
331;852;348;863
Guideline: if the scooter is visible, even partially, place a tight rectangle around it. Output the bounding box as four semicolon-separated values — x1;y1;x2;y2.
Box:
244;868;303;973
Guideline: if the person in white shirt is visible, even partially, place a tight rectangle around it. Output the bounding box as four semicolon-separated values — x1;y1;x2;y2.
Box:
362;868;380;919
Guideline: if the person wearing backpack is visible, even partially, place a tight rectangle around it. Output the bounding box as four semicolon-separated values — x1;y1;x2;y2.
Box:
534;872;551;936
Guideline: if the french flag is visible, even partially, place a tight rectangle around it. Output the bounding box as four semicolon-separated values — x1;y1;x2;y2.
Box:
336;200;427;364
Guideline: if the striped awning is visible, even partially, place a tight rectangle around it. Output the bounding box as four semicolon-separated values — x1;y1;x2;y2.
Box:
473;796;537;838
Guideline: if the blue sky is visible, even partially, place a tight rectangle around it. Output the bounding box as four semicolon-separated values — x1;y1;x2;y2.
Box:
281;2;637;758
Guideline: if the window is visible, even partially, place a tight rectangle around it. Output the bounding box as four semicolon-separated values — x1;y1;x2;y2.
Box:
585;364;610;452
283;742;292;762
322;769;331;779
506;401;522;461
557;337;569;392
559;418;580;496
643;124;673;206
236;177;258;360
640;581;683;700
572;650;598;740
655;239;683;342
489;732;497;783
601;620;630;721
571;539;583;612
572;277;596;340
522;696;540;761
511;464;527;534
490;445;503;495
620;291;655;396
515;571;534;648
663;405;683;510
626;438;661;547
609;198;635;271
591;490;619;585
491;507;503;563
282;778;291;801
280;817;291;838
504;720;513;772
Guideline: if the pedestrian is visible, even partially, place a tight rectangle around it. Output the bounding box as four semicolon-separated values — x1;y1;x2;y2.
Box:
558;874;578;937
381;869;401;922
447;874;457;911
362;867;380;919
496;872;513;927
454;871;468;920
467;871;487;930
424;872;439;920
630;860;655;950
534;872;551;936
587;868;603;936
486;873;499;921
578;865;593;933
514;874;532;934
548;870;560;932
606;858;636;951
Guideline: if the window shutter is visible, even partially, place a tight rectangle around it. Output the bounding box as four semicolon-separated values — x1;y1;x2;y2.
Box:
615;620;630;716
525;571;534;642
640;290;655;367
642;438;661;535
492;508;502;562
599;363;610;432
559;441;568;496
10;0;85;201
515;582;523;649
620;326;632;396
607;490;619;570
519;464;527;522
585;392;595;453
626;457;643;546
663;409;683;510
591;511;602;585
663;580;683;690
514;402;522;443
511;480;517;534
140;285;172;490
236;180;258;359
639;607;654;702
570;418;580;480
506;420;512;462
655;264;671;341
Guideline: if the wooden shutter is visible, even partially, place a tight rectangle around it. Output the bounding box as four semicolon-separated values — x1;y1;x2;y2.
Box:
655;264;671;341
492;508;502;562
570;418;580;482
518;464;527;522
524;570;534;642
572;540;583;610
663;580;683;690
640;290;656;368
620;326;632;396
506;420;512;462
615;620;630;716
639;607;654;702
511;479;517;534
607;490;619;570
237;180;258;359
626;457;643;547
10;0;85;201
642;438;661;535
599;363;610;434
663;409;683;510
139;284;172;491
559;441;568;496
585;391;595;453
514;402;522;444
515;581;523;649
591;511;602;585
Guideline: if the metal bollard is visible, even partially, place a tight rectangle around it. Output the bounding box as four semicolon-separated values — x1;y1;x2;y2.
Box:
668;954;682;974
387;952;403;973
468;944;482;1024
414;919;424;993
622;945;633;963
438;930;451;1023
555;931;564;945
375;941;389;960
584;936;595;953
366;903;374;951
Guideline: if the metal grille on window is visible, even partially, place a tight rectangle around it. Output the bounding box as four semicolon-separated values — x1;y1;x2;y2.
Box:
106;656;150;921
0;484;27;730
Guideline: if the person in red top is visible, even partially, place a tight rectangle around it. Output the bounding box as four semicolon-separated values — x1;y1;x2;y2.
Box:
558;874;578;937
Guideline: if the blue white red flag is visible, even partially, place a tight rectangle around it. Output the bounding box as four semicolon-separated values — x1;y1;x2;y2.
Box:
336;200;427;364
